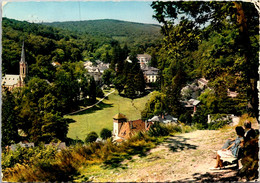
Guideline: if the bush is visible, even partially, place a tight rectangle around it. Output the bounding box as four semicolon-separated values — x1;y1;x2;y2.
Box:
179;112;192;124
208;120;228;130
100;128;112;139
85;132;98;143
148;122;169;137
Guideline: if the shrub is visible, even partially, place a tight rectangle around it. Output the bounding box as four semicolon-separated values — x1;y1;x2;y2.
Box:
100;128;112;139
164;124;182;134
148;122;169;137
85;132;98;144
208;120;228;130
179;112;192;124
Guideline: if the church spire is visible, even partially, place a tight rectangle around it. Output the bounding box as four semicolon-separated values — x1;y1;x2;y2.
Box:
19;42;27;86
20;41;26;63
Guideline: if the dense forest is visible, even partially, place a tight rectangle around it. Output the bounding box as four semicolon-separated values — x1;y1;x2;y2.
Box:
2;18;161;75
43;19;162;49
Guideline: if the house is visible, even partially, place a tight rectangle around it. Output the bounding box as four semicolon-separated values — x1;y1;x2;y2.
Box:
183;99;200;113
2;42;27;90
51;62;61;67
142;65;159;83
137;53;151;68
148;114;178;124
227;89;239;98
112;113;152;141
197;78;209;89
84;60;110;82
10;142;35;151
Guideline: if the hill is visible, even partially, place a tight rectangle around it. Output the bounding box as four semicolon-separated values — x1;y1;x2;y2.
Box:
2;18;162;75
43;19;162;47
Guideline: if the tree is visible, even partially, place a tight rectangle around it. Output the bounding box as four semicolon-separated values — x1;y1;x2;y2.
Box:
85;132;98;143
151;1;259;120
2;88;20;146
141;91;167;120
14;77;71;144
88;76;96;103
124;74;136;98
102;69;113;86
100;128;112;139
113;76;125;95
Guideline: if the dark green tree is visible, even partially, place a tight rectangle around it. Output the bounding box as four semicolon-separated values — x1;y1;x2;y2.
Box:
88;76;96;103
100;128;112;139
85;131;98;143
2;88;20;146
102;69;113;86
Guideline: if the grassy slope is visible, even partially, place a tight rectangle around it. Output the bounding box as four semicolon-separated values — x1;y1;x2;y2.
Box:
66;90;152;141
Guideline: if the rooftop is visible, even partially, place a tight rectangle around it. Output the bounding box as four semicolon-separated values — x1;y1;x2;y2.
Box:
113;113;127;120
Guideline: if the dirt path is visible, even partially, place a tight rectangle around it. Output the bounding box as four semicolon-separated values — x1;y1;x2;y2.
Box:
66;90;115;115
112;129;239;182
91;122;258;182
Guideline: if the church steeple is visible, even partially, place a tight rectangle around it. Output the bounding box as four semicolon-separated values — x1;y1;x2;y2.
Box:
20;41;26;63
19;42;27;85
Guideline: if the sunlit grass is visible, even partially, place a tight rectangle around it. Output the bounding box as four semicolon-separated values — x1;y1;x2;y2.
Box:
66;90;153;141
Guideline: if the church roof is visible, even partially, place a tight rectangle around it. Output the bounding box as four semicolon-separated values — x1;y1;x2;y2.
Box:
113;113;127;120
118;119;145;139
2;74;20;86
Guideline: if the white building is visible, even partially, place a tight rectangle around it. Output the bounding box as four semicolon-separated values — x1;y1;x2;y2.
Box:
137;53;151;69
142;65;159;83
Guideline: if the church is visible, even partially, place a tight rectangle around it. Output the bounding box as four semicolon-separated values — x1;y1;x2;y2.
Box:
2;43;28;90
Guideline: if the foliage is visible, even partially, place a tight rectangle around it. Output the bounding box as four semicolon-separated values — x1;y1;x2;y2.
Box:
2;121;194;182
85;132;99;143
100;128;112;140
43;19;162;52
151;1;259;121
2;88;20;147
148;122;169;137
239;135;259;181
141;91;166;120
179;112;192;125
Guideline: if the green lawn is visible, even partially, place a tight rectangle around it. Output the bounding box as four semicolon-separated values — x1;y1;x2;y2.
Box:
66;90;153;141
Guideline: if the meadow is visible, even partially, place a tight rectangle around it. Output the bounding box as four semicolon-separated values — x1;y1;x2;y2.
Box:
66;90;153;141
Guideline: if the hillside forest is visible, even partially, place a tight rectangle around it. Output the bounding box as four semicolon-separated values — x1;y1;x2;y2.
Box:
2;1;259;147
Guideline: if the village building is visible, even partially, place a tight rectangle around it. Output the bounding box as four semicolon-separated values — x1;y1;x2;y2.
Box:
141;65;159;83
197;77;209;89
84;60;109;82
182;99;201;114
10;142;35;151
137;53;151;69
148;114;178;124
112;113;152;141
227;89;239;98
2;43;28;90
51;62;61;67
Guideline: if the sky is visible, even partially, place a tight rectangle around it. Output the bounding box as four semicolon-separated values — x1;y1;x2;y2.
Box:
2;1;159;24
